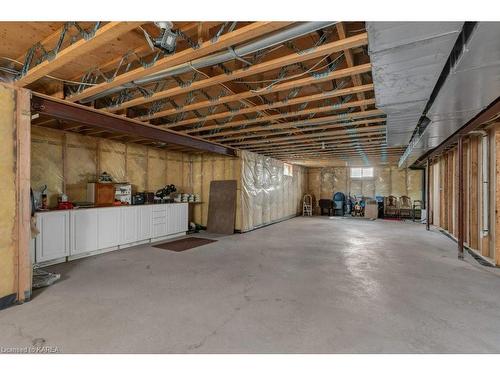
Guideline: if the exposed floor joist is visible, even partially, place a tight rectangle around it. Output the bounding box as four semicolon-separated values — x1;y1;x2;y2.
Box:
105;32;369;112
67;22;293;103
16;22;143;87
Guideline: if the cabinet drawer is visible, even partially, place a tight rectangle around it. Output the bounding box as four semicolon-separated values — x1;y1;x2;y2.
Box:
152;210;166;219
152;217;166;225
152;205;167;213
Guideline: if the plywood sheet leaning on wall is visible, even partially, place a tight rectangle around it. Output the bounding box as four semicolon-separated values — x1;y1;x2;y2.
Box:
207;180;237;235
31;126;64;207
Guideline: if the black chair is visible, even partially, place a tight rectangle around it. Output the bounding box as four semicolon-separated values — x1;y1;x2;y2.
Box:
318;199;334;216
332;192;346;216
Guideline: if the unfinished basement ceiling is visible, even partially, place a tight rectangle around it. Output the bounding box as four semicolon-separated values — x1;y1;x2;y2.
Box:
0;21;404;166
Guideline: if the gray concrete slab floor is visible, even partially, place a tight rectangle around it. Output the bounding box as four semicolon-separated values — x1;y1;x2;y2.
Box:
1;216;500;353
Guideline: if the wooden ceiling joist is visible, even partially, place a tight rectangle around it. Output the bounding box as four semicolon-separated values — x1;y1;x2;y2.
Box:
242;133;385;152
183;100;376;137
270;145;401;156
263;140;388;154
208;109;384;140
336;22;367;111
228;124;385;147
194;100;378;137
139;63;372;122
16;22;143;87
161;84;374;128
207;117;385;144
67;22;293;103
277;149;403;158
243;133;386;151
105;32;369;112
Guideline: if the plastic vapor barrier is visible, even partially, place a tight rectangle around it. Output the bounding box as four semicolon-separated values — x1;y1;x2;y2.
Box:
241;150;305;232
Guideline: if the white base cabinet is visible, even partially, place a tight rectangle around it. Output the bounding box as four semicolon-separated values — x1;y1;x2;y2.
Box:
98;207;121;249
71;209;98;256
120;206;138;245
137;205;152;241
35;203;188;264
35;211;70;263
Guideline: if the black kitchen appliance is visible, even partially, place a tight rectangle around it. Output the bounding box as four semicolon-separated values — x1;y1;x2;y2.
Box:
144;192;155;204
132;193;145;205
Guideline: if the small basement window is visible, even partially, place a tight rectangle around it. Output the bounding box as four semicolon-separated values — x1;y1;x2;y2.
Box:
284;163;293;177
350;167;373;179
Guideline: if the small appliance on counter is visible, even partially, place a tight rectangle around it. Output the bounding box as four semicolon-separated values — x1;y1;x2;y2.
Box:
98;171;113;183
144;192;155;204
114;183;132;204
132;193;146;205
56;193;74;210
154;184;177;203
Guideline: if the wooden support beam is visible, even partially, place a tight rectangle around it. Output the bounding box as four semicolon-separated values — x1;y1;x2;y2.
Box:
105;32;369;112
140;64;372;122
184;99;377;136
68;22;293;103
16;22;143;87
30;93;237;157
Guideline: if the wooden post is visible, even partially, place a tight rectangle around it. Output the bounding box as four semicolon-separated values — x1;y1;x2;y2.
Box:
458;137;464;260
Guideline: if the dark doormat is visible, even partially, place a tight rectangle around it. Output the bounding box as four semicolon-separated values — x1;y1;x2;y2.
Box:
153;237;217;252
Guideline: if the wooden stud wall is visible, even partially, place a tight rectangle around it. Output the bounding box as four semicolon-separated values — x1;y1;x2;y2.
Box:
429;126;499;265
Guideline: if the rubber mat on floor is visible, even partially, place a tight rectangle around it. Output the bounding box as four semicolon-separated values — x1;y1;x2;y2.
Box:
153;237;217;252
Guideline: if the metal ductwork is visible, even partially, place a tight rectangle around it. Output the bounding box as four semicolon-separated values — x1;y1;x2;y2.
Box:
366;22;464;147
400;22;500;166
80;21;338;104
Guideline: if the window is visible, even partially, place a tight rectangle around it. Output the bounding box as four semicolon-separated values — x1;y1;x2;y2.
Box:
350;167;373;179
284;163;293;177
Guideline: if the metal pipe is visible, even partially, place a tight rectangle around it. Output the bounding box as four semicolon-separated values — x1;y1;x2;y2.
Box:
426;159;430;231
458;136;464;259
80;21;338;103
469;130;489;236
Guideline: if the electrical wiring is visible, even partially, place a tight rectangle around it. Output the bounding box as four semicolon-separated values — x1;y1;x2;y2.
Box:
248;53;344;93
236;53;341;85
187;61;280;116
0;56;97;86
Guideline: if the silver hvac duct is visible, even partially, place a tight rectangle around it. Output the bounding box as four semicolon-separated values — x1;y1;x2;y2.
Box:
79;21;337;103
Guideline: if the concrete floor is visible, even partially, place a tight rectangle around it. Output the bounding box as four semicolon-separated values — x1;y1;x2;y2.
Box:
1;216;500;353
